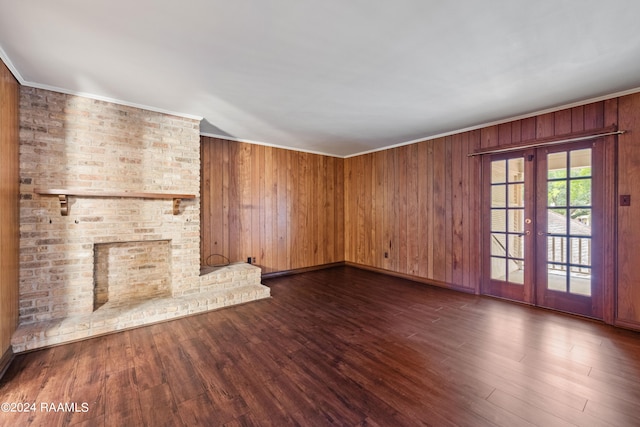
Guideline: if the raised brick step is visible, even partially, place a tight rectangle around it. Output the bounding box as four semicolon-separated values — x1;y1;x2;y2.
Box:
12;263;270;352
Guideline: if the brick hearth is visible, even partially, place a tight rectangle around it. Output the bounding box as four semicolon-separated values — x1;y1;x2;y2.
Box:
12;263;269;352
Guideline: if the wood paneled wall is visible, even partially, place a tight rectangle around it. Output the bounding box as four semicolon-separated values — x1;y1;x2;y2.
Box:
344;100;618;298
0;59;20;370
201;137;344;274
616;93;640;329
344;134;481;292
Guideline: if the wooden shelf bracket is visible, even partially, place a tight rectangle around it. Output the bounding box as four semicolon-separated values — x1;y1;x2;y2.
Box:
58;194;69;216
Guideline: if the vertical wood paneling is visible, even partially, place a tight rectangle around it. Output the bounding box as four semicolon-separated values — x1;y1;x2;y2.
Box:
335;156;345;261
416;142;430;278
426;140;435;278
617;93;640;328
320;156;329;265
468;130;482;289
240;144;252;262
263;147;274;271
0;59;19;366
222;142;230;259
554;109;572;135
397;147;408;274
536;112;555;138
451;134;464;287
355;155;365;266
363;153;373;267
343;157;352;263
511;121;522;144
227;142;240;262
458;133;470;288
344;99;615;300
444;137;453;285
200;142;210;263
251;144;263;265
520;117;537;141
498;123;512;146
603;98;618;325
481;125;499;148
200;137;344;273
387;151;396;270
277;148;288;269
432;137;446;282
296;152;309;268
584;102;605;130
571;106;585;132
406;144;419;276
372;153;382;267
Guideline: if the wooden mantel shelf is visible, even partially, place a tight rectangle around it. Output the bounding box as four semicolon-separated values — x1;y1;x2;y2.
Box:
34;188;196;216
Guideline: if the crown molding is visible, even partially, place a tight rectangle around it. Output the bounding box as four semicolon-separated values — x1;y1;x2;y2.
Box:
0;44;25;84
199;131;342;158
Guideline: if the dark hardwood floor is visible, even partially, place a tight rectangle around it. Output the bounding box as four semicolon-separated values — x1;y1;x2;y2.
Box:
2;266;640;426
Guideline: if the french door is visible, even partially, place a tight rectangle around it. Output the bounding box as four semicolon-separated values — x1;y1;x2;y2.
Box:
482;140;603;319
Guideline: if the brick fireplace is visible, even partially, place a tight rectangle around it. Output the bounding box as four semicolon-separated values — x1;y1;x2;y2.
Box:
13;87;270;352
93;240;172;310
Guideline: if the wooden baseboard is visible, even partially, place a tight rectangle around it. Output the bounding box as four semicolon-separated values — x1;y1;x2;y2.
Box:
614;318;640;332
261;262;346;279
344;262;477;294
0;347;15;380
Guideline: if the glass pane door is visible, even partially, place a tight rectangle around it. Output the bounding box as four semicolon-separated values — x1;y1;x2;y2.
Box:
483;151;533;302
490;157;526;284
536;142;602;318
545;148;592;296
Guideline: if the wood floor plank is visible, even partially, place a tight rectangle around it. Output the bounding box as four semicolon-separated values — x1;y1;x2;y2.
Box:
29;344;80;426
129;326;165;391
466;399;537;427
436;348;589;414
66;344;106;424
583;398;640;426
177;392;222;426
487;389;577;427
151;325;205;404
2;266;640;426
104;367;143;427
138;383;181;427
103;330;134;375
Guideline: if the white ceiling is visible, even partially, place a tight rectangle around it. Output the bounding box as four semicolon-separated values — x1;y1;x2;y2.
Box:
2;1;640;157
